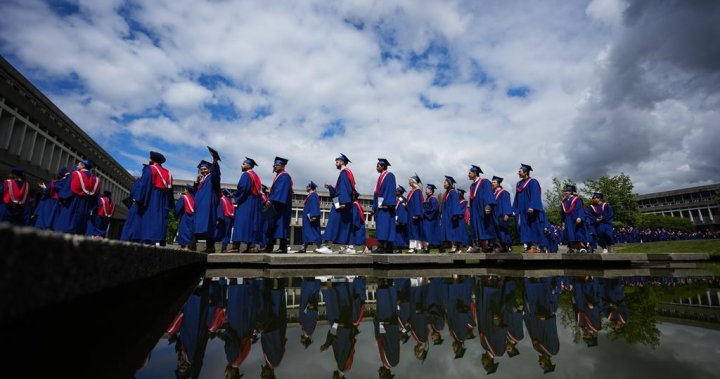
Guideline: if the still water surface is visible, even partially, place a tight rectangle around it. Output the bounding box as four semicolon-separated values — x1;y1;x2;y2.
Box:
134;275;720;379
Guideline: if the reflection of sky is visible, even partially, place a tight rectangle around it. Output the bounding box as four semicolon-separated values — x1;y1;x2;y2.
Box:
136;319;720;379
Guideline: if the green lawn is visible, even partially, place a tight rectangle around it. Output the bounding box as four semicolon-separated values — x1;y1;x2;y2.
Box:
614;239;720;255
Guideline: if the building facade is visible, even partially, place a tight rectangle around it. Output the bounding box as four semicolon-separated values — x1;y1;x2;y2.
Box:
637;183;720;230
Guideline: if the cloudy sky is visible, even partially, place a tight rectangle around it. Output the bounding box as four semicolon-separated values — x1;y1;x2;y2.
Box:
1;0;718;194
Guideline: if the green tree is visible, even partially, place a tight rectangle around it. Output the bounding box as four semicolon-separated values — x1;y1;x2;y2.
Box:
581;173;638;228
635;213;695;233
167;208;178;244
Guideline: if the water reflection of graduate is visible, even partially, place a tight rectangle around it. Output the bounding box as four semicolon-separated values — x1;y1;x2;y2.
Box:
447;276;476;359
502;278;524;358
375;279;401;377
572;276;602;347
602;278;629;333
255;278;288;379
321;277;367;377
208;278;228;334
168;280;211;379
408;278;430;362
299;278;322;348
523;277;559;374
426;278;448;346
223;279;258;379
394;278;412;340
476;276;506;374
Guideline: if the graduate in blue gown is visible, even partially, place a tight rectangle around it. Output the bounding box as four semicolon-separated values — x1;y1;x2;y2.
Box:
259;185;273;250
502;278;524;357
602;278;628;334
423;184;441;252
229;157;264;253
373;158;397;253
476;276;506;374
54;160;101;234
222;279;257;379
1;167;32;225
447;276;475;359
512;164;545;253
215;189;235;252
175;184;196;249
588;192;615;253
299;278;321;348
467;165;496;253
523;277;559;374
374;279;400;378
394;186;409;253
406;174;425;253
321;277;366;377
85;190;114;238
318;153;358;253
120;175;142;242
457;189;470;248
194;154;221;253
441;176;465;253
351;195;367;252
135;151;173;245
255;278;287;377
426;277;448;346
560;184;590;253
301;181;322;253
394;278;412;335
170;280;211;379
265;157;293;253
408;278;431;362
33;168;67;229
491;176;514;252
573;276;602;347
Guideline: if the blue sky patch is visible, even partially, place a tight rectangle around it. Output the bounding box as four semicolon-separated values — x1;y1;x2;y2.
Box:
409;41;456;87
48;0;80;16
197;73;235;91
205;101;240;121
252;105;272;120
344;17;365;31
419;94;443;109
321;119;346;139
506;86;531;98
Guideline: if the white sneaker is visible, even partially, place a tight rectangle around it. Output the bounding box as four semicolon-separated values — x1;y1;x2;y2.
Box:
579;248;588;254
315;245;334;254
602;248;608;254
342;247;357;255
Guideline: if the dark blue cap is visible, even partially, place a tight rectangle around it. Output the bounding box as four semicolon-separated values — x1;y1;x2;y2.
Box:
150;151;166;164
222;188;231;197
426;184;437;191
396;185;406;194
197;160;212;169
102;190;112;198
593;192;603;199
336;153;351;164
82;160;94;169
444;176;456;185
244;157;258;167
563;184;576;193
307;181;317;190
470;165;483;174
10;167;25;176
58;167;69;176
491;176;503;183
519;163;533;172
411;173;421;184
377;158;391;167
261;184;268;192
457;188;466;195
185;184;194;192
274;156;288;166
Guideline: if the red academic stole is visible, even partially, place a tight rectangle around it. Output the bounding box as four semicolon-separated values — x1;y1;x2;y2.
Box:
354;201;365;222
515;177;539;194
374;171;389;195
181;194;195;215
70;170;100;196
338;167;359;198
50;180;60;200
271;170;294;195
150;163;173;190
97;196;115;218
469;178;485;200
220;196;234;217
3;179;29;205
462;200;470;224
441;189;454;202
561;195;581;214
407;188;423;204
245;170;263;196
590;203;607;216
494;188;506;201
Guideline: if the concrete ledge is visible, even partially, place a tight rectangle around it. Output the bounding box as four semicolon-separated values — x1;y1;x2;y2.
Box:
601;253;648;261
266;253;373;265
373;254;452;265
207;253;266;264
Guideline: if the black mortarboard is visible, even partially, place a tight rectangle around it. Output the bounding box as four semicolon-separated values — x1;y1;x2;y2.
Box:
10;166;25;176
454;345;466;359
411;173;421;184
444;176;456;185
244;157;258;167
563;184;577;193
207;146;221;161
396;185;406;194
150;151;166;164
121;196;133;209
507;346;520;357
222;188;231;197
82;159;94;169
273;156;288;166
482;354;499;374
543;363;556;374
300;335;313;349
102;190;112;198
426;184;437;191
197;160;212;169
308;181;317;190
261;184;269;192
457;188;466;196
58;167;69;176
185;184;194;192
470;165;483;174
336;153;351;164
491;176;503;183
593;192;603;199
519;163;533;172
377;158;391;167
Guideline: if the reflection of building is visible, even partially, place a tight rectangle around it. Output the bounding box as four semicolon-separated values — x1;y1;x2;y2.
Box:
0;56;133;236
637;184;720;230
657;288;720;330
172;179;378;244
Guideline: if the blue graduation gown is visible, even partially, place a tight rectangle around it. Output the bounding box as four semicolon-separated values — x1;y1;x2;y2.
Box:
512;177;545;245
135;165;172;243
458;200;470;246
588;202;615;247
175;283;211;378
232;171;263;244
394;197;409;247
194;161;221;237
469;178;497;240
573;277;602;336
375;284;400;368
441;189;465;243
409;282;430;343
373;171;397;242
423;196;441;245
406;189;424;241
33;182;59;229
602;278;628;324
503;279;524;343
53;170;95;234
352;201;366;245
224;281;256;368
523;278;559;357
0;179;32;225
214;196;234;247
561;195;589;243
120;178;142;241
85;197;112;237
174;195;195;246
426;278;448;333
325;169;356;245
492;188;513;245
476;280;507;358
394;278;412;326
299;279;321;339
447;278;475;342
269;171;293;239
256;280;287;369
302;191;322;244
